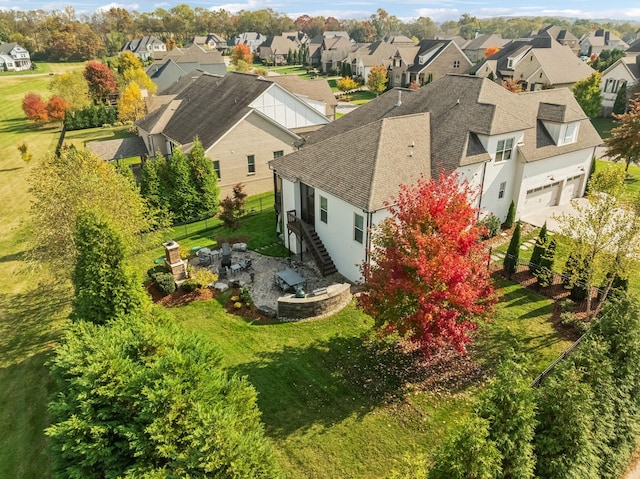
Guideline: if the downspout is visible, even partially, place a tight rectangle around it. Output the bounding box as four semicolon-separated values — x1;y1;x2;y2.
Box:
365;210;373;283
476;160;489;220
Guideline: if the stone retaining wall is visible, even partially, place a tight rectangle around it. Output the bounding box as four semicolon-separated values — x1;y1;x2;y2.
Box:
277;283;351;320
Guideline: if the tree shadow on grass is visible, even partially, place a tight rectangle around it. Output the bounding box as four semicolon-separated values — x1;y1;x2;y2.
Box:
230;334;485;438
0;281;71;367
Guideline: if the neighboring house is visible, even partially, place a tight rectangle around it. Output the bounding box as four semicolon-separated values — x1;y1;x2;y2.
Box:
192;33;228;52
270;74;601;282
307;32;355;72
258;34;302;65
626;38;640;58
147;44;226;93
470;35;595;90
0;43;31;71
231;32;264;53
579;29;629;57
348;40;397;83
600;55;640;115
462;33;509;63
392;39;472;87
526;25;580;56
135;72;330;197
121;36;166;61
267;74;338;119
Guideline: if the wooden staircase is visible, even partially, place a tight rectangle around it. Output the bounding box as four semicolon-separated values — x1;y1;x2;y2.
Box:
287;211;337;277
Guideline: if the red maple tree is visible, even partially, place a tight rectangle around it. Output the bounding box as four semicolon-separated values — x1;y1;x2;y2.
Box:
484;45;500;58
84;60;117;104
357;172;496;357
22;93;49;123
46;95;69;122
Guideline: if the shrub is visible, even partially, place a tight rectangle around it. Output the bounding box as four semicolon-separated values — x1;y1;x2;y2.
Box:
179;244;191;260
230;295;240;302
234;301;243;309
147;264;168;281
181;279;198;292
479;214;501;238
190;268;218;288
240;286;252;306
503;200;516;229
561;311;590;335
154;272;176;295
504;221;521;276
559;298;576;313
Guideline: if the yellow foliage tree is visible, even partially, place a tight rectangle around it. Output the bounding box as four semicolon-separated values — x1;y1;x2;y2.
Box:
336;76;358;92
123;68;158;96
118;82;144;122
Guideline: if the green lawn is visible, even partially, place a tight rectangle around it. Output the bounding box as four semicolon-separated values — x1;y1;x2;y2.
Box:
0;61;84;76
171;277;567;478
0;72;70;478
591;117;616;139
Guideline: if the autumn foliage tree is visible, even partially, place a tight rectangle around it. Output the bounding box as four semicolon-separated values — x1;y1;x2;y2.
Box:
605;92;640;171
22;93;49;123
84;60;117;104
367;64;388;95
358;173;496;356
336;76;358;93
46;95;68;122
231;43;253;68
484;45;500;57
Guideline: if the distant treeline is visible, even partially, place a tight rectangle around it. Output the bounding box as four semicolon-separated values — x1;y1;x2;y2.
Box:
1;6;639;62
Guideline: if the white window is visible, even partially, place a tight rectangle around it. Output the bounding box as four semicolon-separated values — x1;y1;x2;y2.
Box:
495;138;514;162
507;58;514;68
561;123;579;145
453;60;460;68
354;213;364;244
320;196;328;223
247;155;255;174
498;181;506;199
273;150;284;159
213;160;221;179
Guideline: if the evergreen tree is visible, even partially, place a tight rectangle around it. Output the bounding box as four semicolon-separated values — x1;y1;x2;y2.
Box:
187;137;220;218
71;210;146;325
529;222;548;272
47;313;281;478
612;81;627;115
570;256;591;302
562;251;581;288
534;366;600;479
535;238;557;288
504;222;521;277
477;358;537;479
167;148;198;223
429;416;502;479
140;156;172;228
287;48;294;65
504;200;516;229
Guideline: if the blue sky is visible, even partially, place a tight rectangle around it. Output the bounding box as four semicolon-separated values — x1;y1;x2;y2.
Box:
5;0;640;23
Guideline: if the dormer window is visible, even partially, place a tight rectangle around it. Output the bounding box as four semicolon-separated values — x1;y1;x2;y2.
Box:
495;138;514;162
507;59;514;68
561;123;579;145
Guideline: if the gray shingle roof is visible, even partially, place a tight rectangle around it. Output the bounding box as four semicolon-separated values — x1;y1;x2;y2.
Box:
271;114;431;211
86;137;148;161
275;73;603;211
268;75;337;107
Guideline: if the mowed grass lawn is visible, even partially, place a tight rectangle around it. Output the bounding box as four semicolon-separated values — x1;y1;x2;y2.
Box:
0;70;71;478
1;69;572;478
171;279;569;478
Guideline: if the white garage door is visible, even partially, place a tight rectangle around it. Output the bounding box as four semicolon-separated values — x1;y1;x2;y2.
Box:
524;181;561;212
564;174;584;199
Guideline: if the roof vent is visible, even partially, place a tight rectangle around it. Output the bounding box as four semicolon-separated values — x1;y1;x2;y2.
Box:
395;90;402;107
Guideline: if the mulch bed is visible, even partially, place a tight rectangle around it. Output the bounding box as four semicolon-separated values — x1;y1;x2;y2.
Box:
146;282;273;321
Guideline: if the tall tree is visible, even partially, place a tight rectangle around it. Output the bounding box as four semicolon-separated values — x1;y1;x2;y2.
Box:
557;164;640;317
477;358;537;479
28;147;149;269
367;64;388;96
117;82;144;122
503;222;521;277
47;313;281;478
22;92;48;123
612;81;628;115
49;70;91;111
572;72;603;118
357;173;496;356
140;154;172;229
84;60;117;104
187;137;220;217
529;221;548;272
230;43;253;68
71;210;146;325
167;148;198;223
46;95;68;123
605;92;640;171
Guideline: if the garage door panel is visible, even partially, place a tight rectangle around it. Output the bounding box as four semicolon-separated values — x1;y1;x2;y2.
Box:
525;181;561;212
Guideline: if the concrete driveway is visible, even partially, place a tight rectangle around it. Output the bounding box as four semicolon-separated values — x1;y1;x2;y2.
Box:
520;197;590;232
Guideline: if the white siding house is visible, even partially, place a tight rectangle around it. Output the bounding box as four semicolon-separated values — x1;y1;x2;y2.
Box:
271;75;601;283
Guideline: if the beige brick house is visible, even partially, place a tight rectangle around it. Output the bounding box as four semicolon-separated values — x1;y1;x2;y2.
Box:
135;72;330;197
